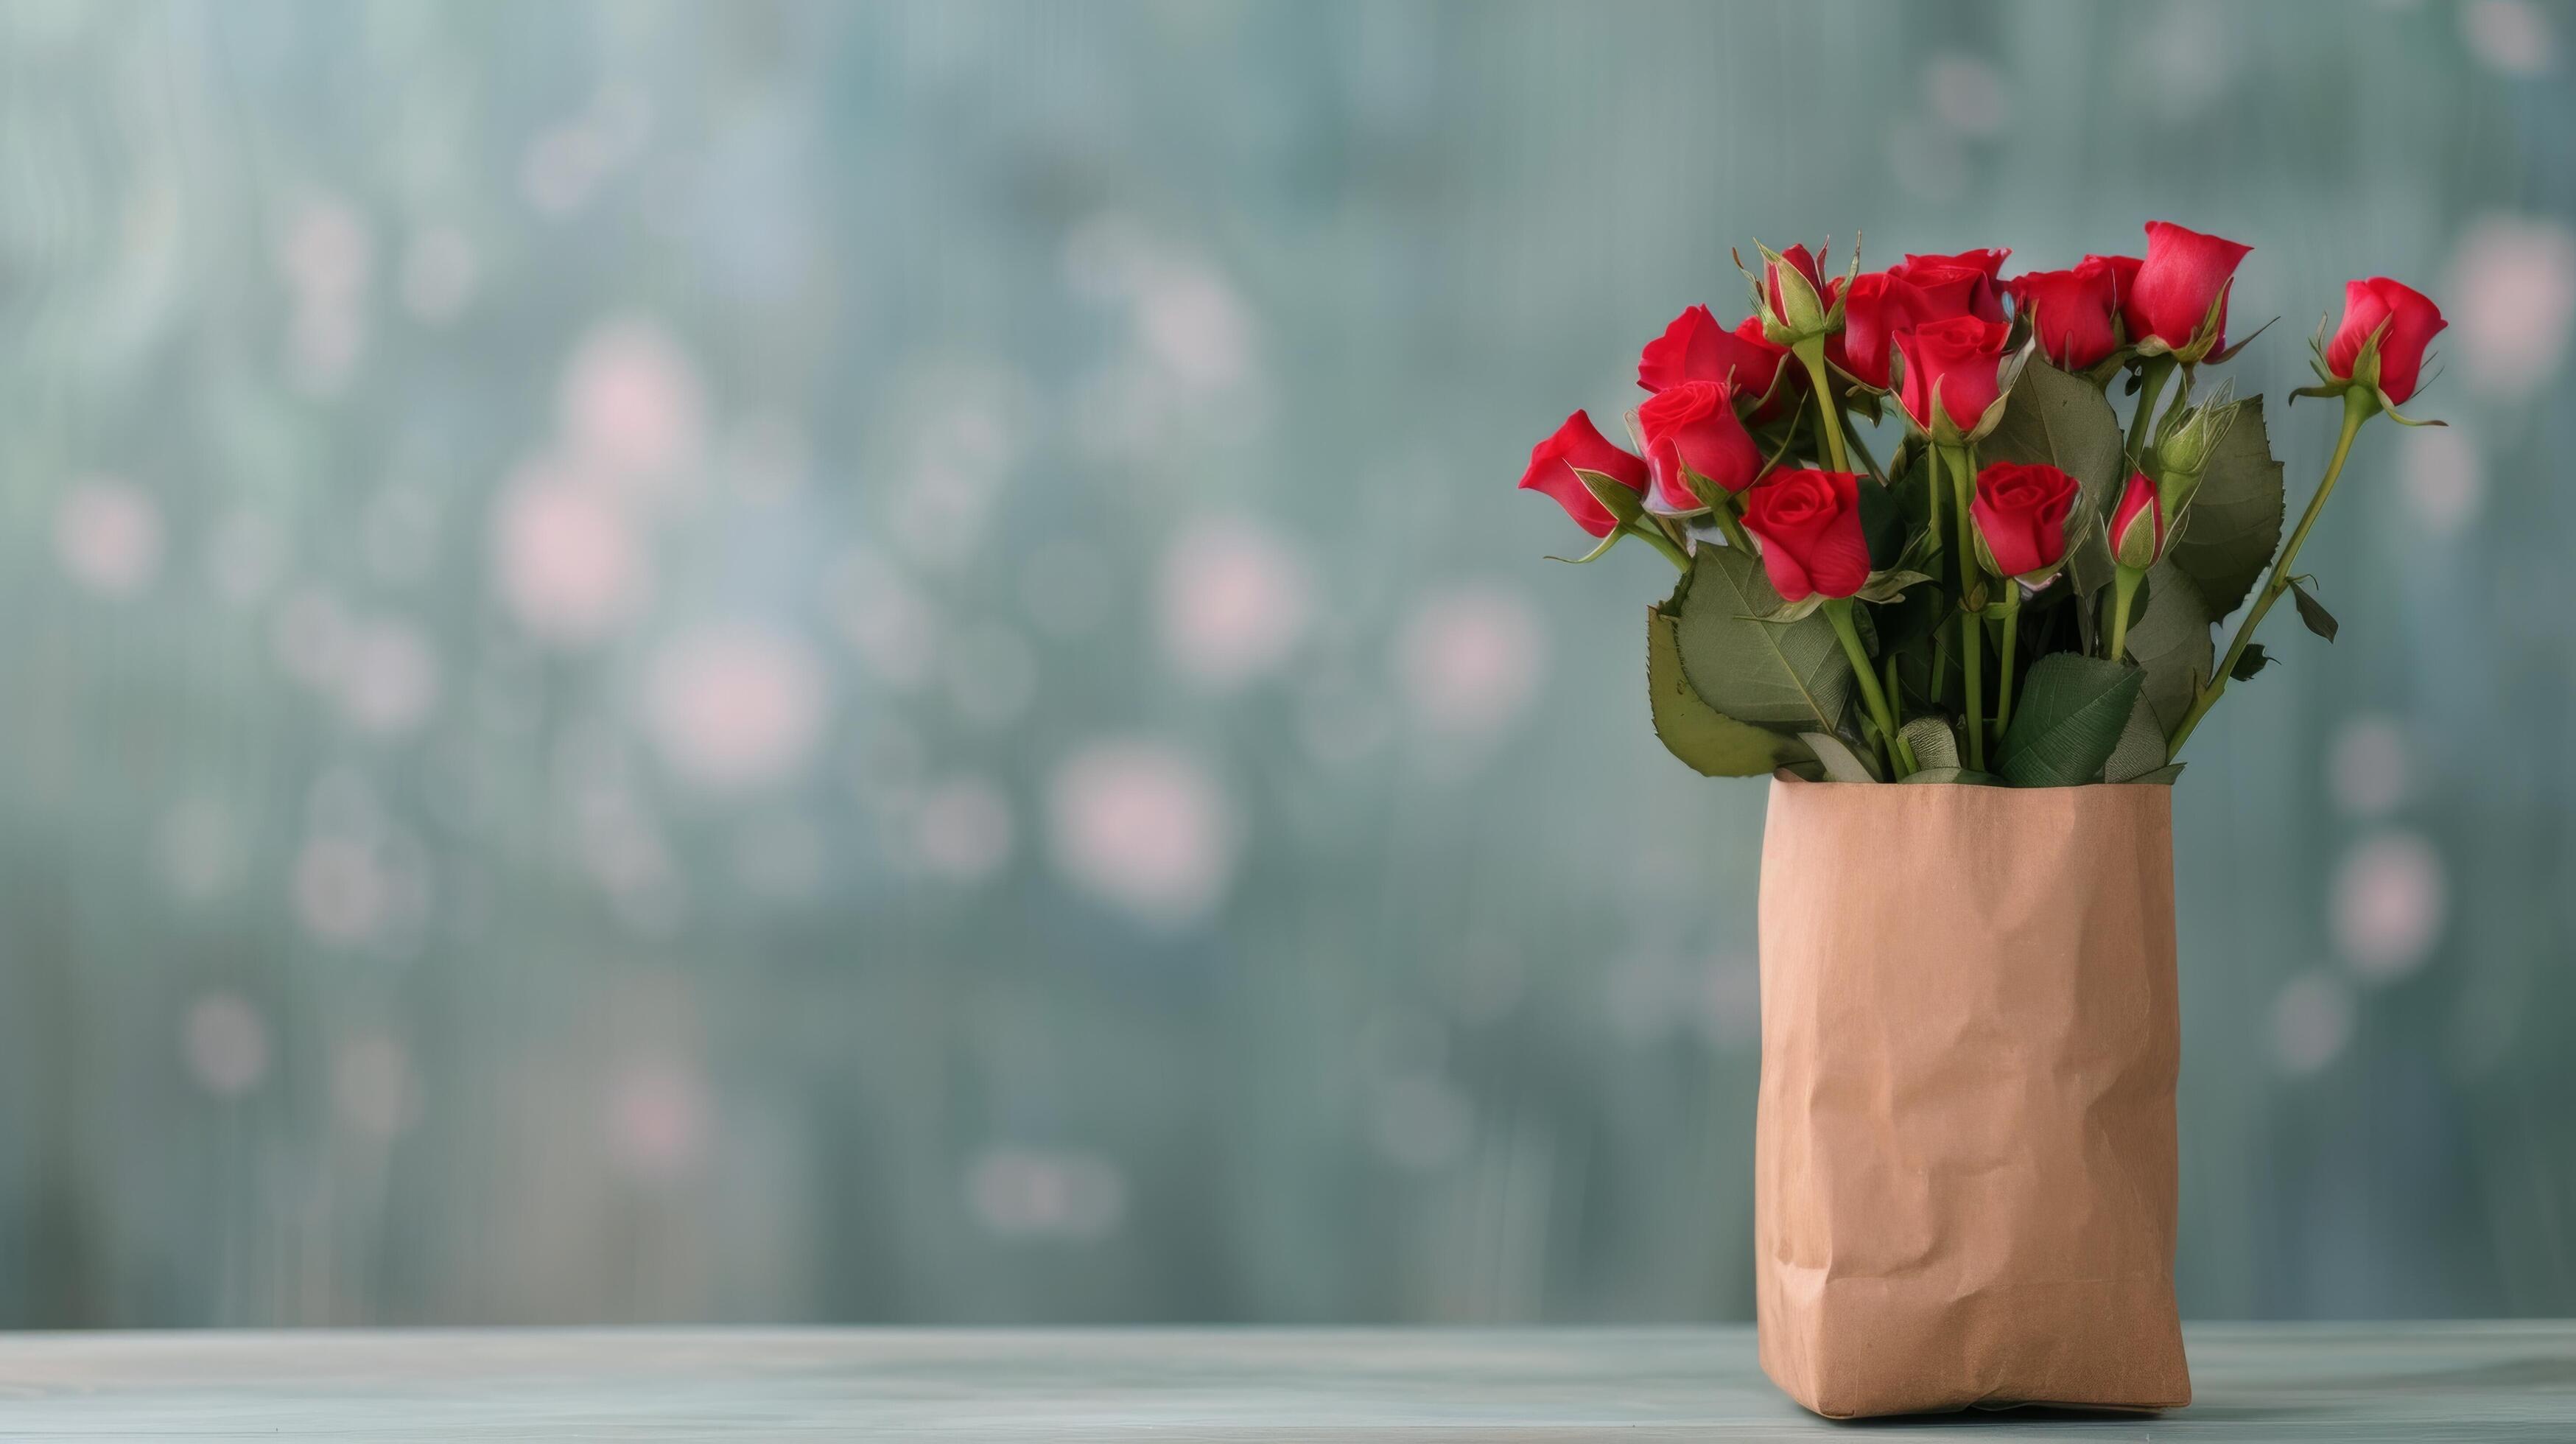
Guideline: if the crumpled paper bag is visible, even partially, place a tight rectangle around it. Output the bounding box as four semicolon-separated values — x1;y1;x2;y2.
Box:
1754;774;2191;1418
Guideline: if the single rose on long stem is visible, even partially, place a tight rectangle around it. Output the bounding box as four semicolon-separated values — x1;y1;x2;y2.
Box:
2169;369;2410;755
2105;470;2165;662
1741;469;1909;777
1970;461;2080;743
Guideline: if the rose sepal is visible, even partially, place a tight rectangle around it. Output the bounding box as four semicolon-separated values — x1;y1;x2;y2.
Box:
2201;314;2276;366
1892;334;2038;446
2081;343;2141;391
2151;385;2238;520
2130;278;2233;365
2297;317;2446;427
1573;467;1648;528
2011;564;2066;600
1738;588;1828;625
1744;239;1840;347
1852;568;1934;605
1543;528;1626;565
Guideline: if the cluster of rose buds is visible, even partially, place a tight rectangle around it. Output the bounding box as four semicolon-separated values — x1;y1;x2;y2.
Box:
1518;220;2445;782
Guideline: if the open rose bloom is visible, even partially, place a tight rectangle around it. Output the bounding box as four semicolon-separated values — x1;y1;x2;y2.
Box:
1513;221;2439;1420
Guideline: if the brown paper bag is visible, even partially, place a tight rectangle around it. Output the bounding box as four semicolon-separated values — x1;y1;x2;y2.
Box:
1754;775;2191;1419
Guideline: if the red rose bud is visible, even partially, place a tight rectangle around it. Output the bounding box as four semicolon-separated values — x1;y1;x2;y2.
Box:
1726;315;1796;417
1740;468;1874;602
1763;242;1830;335
1894;316;2012;437
1519;410;1649;537
1969;461;2080;583
2109;469;2166;570
2088;253;2142;313
1637;379;1763;511
2009;257;2123;371
1889;248;2010;323
1636;304;1793;417
1822;271;1920;390
2326;276;2446;404
2124;221;2252;358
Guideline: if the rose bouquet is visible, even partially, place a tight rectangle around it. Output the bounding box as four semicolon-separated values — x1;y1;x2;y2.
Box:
1517;223;2445;1419
1520;222;2445;788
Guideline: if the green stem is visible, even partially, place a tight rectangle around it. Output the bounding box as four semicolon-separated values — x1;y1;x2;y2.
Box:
1923;443;1951;702
1880;653;1917;774
1992;595;2020;745
2161;362;2197;438
1793;340;1851;474
1947;444;1985;772
1881;652;1904;726
1710;498;1757;555
1624;519;1691;572
2166;388;2376;758
1824;598;1909;780
2108;564;2142;662
2127;354;2176;468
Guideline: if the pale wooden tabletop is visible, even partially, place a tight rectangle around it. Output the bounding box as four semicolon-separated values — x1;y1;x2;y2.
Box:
0;1322;2567;1440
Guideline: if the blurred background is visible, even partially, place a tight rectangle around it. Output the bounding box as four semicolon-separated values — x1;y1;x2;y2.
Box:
0;0;2568;1328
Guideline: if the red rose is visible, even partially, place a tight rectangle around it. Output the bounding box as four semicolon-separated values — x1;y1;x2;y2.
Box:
2325;276;2446;404
1969;461;2080;580
1637;379;1763;510
1822;271;1920;390
1740;469;1873;602
2124;221;2252;354
1889;248;2010;323
1766;243;1828;326
1518;410;1648;537
1637;305;1795;419
2109;469;2165;570
2008;258;2122;371
2088;253;2142;312
1724;315;1795;415
1894;316;2012;435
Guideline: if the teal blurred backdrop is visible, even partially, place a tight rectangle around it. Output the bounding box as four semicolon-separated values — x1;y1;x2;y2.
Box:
1;0;2569;1326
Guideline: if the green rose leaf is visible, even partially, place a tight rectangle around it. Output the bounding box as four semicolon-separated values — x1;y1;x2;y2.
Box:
1800;731;1881;784
1901;715;1960;771
2121;763;2187;785
2228;642;2275;681
1671;546;1855;732
2102;690;2171;783
1573;468;1645;528
1646;607;1812;777
1856;473;1909;569
2124;560;2213;733
1996;653;2146;788
2162;396;2285;621
2292;580;2339;642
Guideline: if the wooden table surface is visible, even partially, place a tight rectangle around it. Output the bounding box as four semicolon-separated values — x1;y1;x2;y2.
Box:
0;1322;2568;1440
